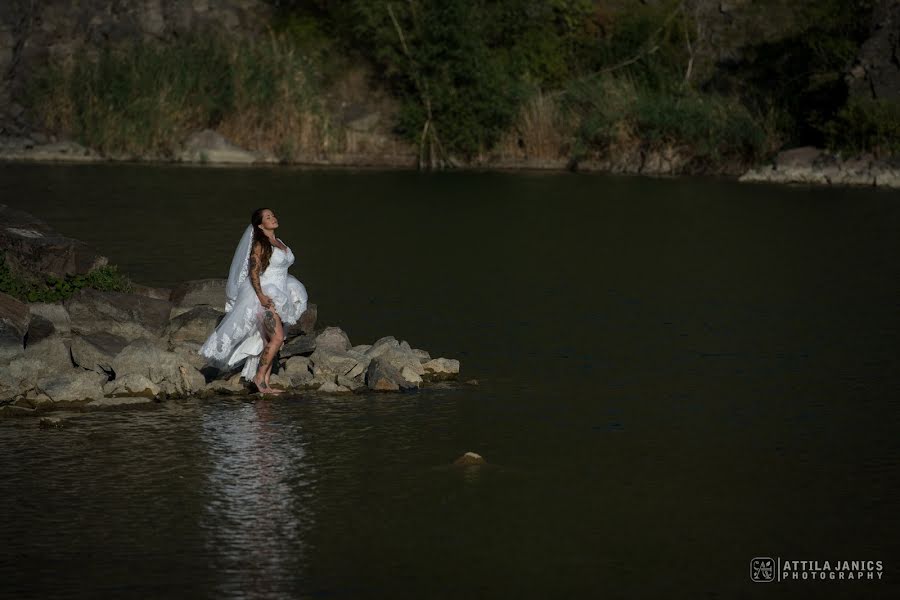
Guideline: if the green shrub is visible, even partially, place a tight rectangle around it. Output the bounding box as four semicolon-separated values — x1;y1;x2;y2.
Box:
824;98;900;157
0;252;132;303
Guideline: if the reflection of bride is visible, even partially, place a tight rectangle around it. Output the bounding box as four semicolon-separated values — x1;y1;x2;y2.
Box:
200;208;308;393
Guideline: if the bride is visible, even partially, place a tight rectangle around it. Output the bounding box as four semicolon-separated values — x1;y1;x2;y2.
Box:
200;208;308;394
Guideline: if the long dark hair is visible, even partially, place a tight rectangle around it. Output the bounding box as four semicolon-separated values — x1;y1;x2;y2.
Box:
250;207;274;273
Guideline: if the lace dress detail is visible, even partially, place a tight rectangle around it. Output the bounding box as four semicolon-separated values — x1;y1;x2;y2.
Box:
200;242;308;380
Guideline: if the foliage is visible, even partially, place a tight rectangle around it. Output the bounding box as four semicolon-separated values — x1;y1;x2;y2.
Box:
26;33;325;159
824;98;900;157
0;252;132;303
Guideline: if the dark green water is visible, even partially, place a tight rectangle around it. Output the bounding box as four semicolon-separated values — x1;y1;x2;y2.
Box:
1;163;898;599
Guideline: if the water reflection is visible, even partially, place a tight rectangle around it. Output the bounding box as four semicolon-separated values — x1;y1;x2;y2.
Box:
199;400;315;599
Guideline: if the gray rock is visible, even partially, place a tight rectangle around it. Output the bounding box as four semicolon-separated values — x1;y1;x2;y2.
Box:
0;204;107;280
314;326;352;353
285;302;318;337
39;416;63;428
66;288;172;341
453;452;486;466
169;341;207;371
24;314;56;346
364;336;399;359
310;347;369;380
179;130;257;164
204;374;249;396
0;291;29;361
411;348;431;363
365;356;416;392
169;279;227;316
318;380;352;394
28;302;71;337
379;346;425;376
166;305;222;344
110;338;205;397
282;355;313;386
71;331;129;375
22;332;73;372
86;396;155;409
422;358;460;381
131;284;172;301
102;373;160;398
37;370;107;404
281;333;316;357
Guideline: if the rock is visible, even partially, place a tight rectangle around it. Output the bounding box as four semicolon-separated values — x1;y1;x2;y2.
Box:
453;452;486;466
310;347;369;380
336;373;366;391
179;129;257;164
267;373;291;391
285;303;318;337
102;374;161;398
0;404;35;417
422;358;460;381
847;0;900;101
110;338;206;397
364;336;399;359
39;416;63;428
281;333;316;357
22;332;73;372
314;326;352;353
465;379;479;385
365;356;416;392
399;366;423;388
166;305;223;344
318;380;352;394
204;375;248;396
36;370;107;404
282;355;314;386
131;284;172;301
28;303;71;337
379;346;425;376
0;291;29;361
0;204;107;280
66;288;172;341
169;279;227;316
70;331;129;375
775;146;824;169
24;314;56;346
351;344;372;354
411;348;432;363
169;341;207;371
86;396;155;409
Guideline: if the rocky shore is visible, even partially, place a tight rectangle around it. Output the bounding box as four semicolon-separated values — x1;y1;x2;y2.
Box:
740;147;900;189
0;205;462;417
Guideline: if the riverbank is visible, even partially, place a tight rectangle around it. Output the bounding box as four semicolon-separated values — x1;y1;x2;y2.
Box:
3;133;899;189
0;204;463;417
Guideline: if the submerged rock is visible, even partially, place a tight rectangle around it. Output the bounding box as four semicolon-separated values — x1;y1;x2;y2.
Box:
453;452;486;466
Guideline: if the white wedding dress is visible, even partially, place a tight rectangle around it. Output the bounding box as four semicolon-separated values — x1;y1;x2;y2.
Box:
200;237;308;380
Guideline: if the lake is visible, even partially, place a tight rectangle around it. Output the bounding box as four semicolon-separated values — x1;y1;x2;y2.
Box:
1;162;898;598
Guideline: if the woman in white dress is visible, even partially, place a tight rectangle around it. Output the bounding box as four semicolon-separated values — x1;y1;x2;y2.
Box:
200;208;308;394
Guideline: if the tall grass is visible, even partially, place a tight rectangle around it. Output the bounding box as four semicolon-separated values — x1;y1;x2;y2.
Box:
27;32;330;160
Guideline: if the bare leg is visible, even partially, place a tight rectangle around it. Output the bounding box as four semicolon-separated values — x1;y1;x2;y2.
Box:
255;309;284;394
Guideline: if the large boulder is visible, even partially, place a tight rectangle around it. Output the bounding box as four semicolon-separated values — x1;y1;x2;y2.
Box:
36;370;107;405
28;303;71;338
179;130;257;164
110;338;205;397
285;303;318;337
281;355;314;387
281;333;316;358
314;326;352;353
0;291;29;361
309;347;369;381
166;305;222;344
365;356;417;392
422;358;460;381
0;204;107;280
169;279;227;317
70;331;129;375
65;288;172;341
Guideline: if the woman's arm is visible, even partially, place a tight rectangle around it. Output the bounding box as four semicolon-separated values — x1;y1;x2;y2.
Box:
249;244;272;308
